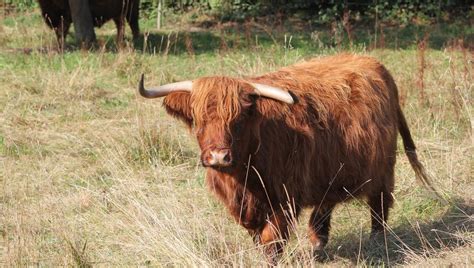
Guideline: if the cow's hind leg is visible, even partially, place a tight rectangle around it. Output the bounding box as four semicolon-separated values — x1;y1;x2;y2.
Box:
308;205;334;259
368;175;394;235
126;0;140;40
113;17;125;46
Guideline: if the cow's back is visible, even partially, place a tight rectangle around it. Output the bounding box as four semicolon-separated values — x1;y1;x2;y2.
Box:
251;54;400;206
306;55;399;205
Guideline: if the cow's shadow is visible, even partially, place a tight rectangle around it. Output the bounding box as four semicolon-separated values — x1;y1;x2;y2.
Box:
324;199;473;266
17;20;472;55
26;30;250;55
10;30;227;55
123;29;275;55
132;31;226;54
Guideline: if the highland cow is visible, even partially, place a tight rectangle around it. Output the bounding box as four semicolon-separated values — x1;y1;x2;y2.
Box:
138;54;438;263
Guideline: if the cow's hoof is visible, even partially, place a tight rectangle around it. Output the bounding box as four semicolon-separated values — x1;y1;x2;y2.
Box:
263;243;284;266
312;248;330;262
370;229;384;239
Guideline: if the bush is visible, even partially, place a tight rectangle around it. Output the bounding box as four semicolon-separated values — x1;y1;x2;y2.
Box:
4;0;38;11
139;0;471;24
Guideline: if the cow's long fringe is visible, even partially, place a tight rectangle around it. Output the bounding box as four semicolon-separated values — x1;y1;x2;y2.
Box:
191;77;244;127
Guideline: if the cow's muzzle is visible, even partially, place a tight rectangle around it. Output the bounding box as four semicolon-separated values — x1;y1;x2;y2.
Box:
201;148;233;168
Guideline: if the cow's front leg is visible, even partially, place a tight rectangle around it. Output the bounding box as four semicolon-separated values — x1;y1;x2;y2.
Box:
308;205;334;261
254;213;290;266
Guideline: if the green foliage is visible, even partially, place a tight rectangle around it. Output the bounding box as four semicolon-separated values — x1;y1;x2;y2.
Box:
368;0;468;25
141;0;212;13
141;0;471;24
5;0;471;24
4;0;38;11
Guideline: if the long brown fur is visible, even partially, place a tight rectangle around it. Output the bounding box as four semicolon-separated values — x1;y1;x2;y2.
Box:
157;54;437;263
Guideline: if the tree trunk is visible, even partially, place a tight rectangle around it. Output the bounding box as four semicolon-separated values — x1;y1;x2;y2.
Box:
156;0;162;30
68;0;96;48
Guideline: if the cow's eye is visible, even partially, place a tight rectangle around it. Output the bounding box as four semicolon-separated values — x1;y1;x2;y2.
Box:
247;108;254;117
241;106;254;118
233;121;244;135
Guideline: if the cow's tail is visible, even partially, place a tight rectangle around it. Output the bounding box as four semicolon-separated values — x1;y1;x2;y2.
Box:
397;106;444;200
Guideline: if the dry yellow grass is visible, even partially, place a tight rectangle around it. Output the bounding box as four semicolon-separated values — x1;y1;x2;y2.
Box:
0;8;473;267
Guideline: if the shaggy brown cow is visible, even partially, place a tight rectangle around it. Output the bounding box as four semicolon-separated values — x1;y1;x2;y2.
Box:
138;54;438;263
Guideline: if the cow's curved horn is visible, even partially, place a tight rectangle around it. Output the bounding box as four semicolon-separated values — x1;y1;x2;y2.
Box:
250;83;294;104
139;74;193;98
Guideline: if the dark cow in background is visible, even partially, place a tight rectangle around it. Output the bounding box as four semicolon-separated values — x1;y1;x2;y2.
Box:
138;54;439;264
37;0;140;48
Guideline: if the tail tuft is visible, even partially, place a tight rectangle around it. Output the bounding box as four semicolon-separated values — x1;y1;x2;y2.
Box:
398;107;445;201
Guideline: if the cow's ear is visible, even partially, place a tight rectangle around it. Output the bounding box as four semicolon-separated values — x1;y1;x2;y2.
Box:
163;92;193;127
254;94;296;120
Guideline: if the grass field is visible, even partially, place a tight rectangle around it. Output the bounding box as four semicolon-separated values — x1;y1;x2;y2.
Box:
1;8;473;267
